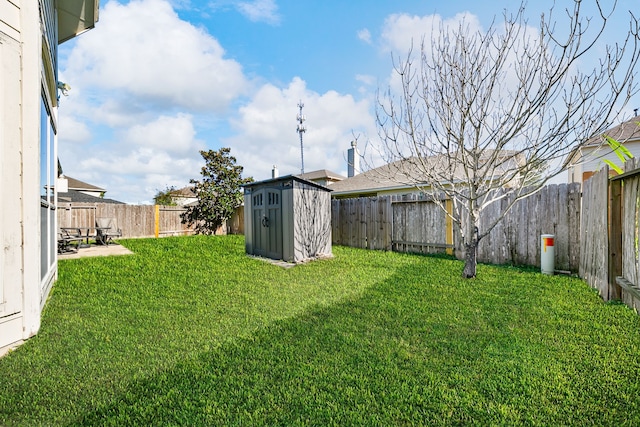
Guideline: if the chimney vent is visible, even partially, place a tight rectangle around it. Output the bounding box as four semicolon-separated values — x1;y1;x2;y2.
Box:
348;141;360;177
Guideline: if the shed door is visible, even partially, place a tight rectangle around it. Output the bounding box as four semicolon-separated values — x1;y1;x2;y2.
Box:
252;188;282;259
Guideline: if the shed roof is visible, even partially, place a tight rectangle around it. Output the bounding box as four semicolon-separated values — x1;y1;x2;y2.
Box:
244;175;332;192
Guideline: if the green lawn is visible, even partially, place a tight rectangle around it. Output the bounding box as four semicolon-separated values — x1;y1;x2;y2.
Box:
1;235;640;426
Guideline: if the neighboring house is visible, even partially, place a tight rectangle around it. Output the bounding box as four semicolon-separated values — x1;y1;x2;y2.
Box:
330;151;526;199
0;1;99;354
57;175;124;204
168;186;198;206
296;169;345;187
565;114;640;184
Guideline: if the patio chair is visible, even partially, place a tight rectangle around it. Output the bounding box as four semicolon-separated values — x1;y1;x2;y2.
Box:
58;229;84;253
95;217;123;245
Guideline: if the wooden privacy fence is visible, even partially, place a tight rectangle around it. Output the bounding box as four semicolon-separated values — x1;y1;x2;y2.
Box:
332;183;582;272
331;197;392;250
57;203;245;238
477;184;581;271
57;203;195;238
581;160;640;310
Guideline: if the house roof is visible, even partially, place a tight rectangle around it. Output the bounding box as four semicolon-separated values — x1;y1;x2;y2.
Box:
57;190;124;204
297;169;346;182
564;114;640;167
583;115;640;147
330;150;525;196
170;186;197;198
65;176;106;192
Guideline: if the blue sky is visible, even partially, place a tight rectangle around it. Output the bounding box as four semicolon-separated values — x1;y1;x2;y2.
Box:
57;0;638;203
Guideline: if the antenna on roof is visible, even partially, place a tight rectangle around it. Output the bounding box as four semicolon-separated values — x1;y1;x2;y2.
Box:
296;101;306;175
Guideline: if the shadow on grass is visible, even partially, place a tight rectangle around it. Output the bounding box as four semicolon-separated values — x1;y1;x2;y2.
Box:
71;261;640;426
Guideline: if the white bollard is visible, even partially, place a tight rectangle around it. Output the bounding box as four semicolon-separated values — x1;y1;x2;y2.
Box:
541;234;555;275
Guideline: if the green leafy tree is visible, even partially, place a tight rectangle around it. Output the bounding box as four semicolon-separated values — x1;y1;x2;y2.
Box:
181;148;253;234
603;131;636;174
153;186;178;206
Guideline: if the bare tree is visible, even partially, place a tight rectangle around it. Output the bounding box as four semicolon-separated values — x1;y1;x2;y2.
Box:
373;1;640;277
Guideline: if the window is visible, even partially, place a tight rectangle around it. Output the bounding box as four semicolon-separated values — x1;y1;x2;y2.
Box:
40;96;56;280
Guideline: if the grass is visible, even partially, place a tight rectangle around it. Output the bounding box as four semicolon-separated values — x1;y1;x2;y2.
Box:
1;235;640;426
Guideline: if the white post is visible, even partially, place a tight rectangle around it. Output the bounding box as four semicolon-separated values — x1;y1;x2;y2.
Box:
541;234;555;275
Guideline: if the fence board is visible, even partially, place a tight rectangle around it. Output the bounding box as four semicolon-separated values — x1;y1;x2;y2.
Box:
567;184;582;270
621;159;640;309
580;168;609;298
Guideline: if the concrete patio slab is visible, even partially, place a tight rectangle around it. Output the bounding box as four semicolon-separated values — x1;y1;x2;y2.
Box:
58;243;133;260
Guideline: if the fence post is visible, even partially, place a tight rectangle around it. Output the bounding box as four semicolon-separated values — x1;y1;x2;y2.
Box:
154;205;160;238
445;198;453;255
608;178;622;300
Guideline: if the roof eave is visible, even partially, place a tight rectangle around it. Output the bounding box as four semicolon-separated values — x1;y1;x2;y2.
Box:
57;0;99;44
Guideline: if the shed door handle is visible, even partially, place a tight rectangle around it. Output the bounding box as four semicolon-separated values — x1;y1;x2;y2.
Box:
262;216;269;227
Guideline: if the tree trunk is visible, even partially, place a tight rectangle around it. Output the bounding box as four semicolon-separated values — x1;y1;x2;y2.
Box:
462;241;477;278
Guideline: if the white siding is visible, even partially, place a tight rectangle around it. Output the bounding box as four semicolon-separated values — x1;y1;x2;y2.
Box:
0;5;25;351
582;142;640;173
0;30;22;319
0;0;19;40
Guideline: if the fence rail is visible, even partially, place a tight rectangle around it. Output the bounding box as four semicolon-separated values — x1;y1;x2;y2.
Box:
332;183;581;272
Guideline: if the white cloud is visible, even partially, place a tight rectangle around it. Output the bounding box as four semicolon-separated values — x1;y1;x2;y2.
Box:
355;74;376;86
57;0;254;204
58;112;206;203
380;12;481;56
357;28;372;44
124;114;205;154
224;77;377;181
236;0;280;25
63;0;249;112
57;114;93;145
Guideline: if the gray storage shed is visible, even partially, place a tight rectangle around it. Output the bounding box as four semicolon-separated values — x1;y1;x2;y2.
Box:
244;175;332;263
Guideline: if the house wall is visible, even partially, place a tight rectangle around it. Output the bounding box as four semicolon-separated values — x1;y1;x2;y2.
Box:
0;0;63;355
0;1;44;353
583;141;640;172
569;141;640;183
0;0;25;349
